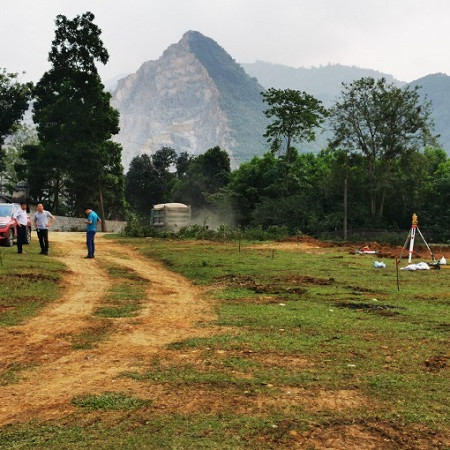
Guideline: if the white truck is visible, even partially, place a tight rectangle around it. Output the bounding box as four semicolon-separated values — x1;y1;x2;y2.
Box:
150;203;191;232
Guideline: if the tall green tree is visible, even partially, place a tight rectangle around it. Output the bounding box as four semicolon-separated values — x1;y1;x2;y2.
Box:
175;146;231;210
223;152;279;226
0;69;32;170
329;77;436;217
415;148;450;240
262;88;327;162
20;142;66;207
151;146;177;202
175;151;194;179
125;147;177;221
223;151;309;231
1;124;37;196
125;154;156;220
30;12;124;219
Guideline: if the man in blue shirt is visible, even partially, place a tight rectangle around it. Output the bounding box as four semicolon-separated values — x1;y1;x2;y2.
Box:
84;207;101;259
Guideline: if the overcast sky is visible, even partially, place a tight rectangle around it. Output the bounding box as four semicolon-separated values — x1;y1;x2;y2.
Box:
2;0;449;84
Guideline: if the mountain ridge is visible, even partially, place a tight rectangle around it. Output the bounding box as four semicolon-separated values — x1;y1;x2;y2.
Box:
241;61;406;107
409;72;450;151
110;31;450;168
111;31;267;169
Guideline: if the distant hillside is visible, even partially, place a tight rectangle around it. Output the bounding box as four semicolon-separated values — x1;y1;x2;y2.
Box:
111;31;268;169
409;73;450;152
241;61;405;152
242;61;405;107
243;62;450;154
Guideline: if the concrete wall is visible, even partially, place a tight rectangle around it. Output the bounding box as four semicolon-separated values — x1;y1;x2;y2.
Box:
49;216;127;233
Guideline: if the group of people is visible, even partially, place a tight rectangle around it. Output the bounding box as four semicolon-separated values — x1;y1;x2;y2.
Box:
12;203;101;258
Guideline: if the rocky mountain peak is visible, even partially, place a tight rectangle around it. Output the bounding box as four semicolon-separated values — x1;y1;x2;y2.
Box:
112;31;267;169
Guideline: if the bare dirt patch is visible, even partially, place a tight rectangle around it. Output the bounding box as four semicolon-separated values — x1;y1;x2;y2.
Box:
291;421;448;449
247;237;334;254
275;387;367;412
279;235;338;248
213;273;324;296
424;354;448;372
353;241;450;261
276;274;335;285
252;234;450;262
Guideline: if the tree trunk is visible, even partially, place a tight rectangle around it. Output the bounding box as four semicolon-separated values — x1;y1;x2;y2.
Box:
285;135;292;162
378;159;391;218
370;192;376;216
343;158;348;240
98;183;106;232
378;188;386;218
368;156;377;216
53;170;60;212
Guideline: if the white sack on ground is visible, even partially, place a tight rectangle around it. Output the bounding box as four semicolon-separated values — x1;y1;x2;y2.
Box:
401;262;430;271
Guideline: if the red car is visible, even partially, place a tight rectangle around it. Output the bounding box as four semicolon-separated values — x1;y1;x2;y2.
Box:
0;203;32;247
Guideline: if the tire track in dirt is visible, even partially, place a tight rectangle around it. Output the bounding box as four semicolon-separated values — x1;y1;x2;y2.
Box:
0;233;109;366
0;232;215;426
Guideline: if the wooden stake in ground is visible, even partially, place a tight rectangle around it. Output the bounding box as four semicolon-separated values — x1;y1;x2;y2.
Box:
396;257;400;291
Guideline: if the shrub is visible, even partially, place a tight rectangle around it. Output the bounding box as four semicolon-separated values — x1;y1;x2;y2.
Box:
240;225;289;241
124;222;291;242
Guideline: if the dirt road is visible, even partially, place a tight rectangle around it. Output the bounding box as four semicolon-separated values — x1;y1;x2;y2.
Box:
0;232;215;425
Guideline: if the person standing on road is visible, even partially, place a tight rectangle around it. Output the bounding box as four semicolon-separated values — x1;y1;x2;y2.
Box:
84;207;101;259
12;202;28;254
34;203;55;255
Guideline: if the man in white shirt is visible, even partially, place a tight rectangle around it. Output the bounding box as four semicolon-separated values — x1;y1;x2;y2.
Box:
33;203;55;255
12;202;28;254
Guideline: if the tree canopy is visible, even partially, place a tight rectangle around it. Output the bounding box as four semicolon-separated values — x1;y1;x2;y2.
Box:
125;147;178;220
174;146;231;209
262;88;327;161
27;12;124;218
0;69;32;169
329;77;437;217
1;125;37;196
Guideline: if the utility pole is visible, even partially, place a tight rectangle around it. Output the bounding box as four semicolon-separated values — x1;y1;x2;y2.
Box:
343;150;348;241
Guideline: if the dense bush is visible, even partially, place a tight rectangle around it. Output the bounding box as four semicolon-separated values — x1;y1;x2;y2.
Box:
123;223;291;242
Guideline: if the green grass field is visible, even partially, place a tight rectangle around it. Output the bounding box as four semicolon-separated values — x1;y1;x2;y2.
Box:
0;247;63;328
0;236;448;449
